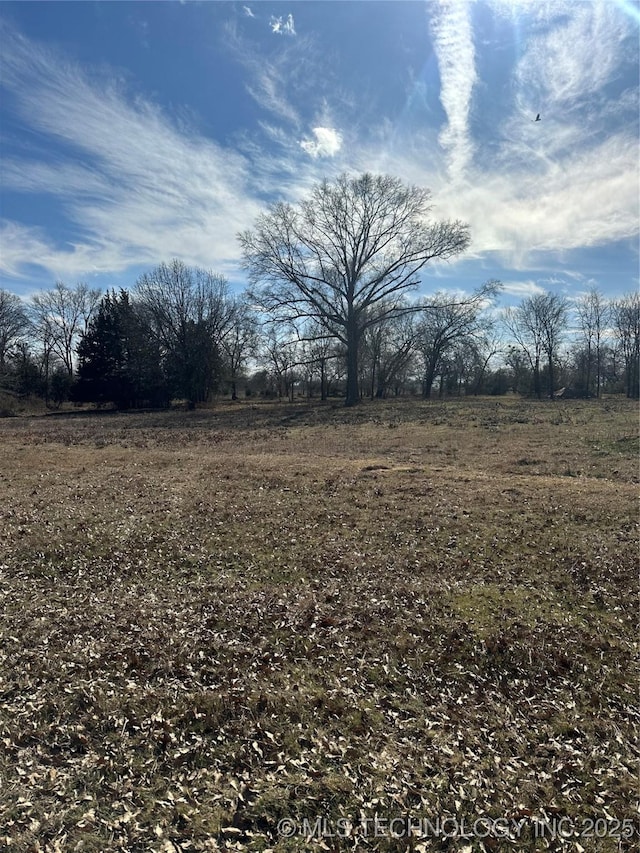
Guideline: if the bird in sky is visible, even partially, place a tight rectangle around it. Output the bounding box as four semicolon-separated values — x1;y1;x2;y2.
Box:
534;113;541;121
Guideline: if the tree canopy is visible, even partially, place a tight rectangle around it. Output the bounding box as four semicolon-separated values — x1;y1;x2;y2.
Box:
240;172;470;405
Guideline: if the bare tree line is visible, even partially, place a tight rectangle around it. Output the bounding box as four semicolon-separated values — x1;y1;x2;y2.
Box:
249;287;638;402
0;173;638;407
1;279;638;407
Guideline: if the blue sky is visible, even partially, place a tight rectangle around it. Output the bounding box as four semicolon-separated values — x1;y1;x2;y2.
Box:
1;0;638;306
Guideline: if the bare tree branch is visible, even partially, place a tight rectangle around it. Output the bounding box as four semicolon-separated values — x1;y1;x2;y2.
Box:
239;173;470;405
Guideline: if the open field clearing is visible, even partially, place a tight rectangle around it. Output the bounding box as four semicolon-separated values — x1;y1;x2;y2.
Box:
0;397;638;852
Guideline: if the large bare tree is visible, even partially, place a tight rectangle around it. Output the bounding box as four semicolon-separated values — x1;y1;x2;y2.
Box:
504;292;568;399
30;281;101;376
135;260;237;405
239;173;470;405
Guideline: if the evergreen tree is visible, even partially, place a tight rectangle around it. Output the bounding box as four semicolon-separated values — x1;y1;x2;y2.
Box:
75;291;167;407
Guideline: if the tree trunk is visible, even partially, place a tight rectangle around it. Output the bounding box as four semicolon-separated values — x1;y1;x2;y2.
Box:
422;356;437;399
585;340;592;398
533;355;541;400
345;317;359;406
472;353;492;396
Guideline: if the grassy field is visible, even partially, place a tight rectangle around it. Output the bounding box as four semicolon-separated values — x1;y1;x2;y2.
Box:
0;397;638;852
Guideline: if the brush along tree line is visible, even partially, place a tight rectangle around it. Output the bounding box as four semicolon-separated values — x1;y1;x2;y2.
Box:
1;173;638;407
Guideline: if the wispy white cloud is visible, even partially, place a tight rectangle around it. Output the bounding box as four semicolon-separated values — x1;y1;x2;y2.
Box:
242;6;255;18
300;127;342;158
500;280;549;297
245;61;301;126
270;14;296;37
1;158;112;199
0;222;57;279
514;1;635;116
0;22;264;282
493;0;637;170
223;19;303;127
429;0;477;184
434;129;638;267
0;220;120;280
428;0;639;269
0;2;637;293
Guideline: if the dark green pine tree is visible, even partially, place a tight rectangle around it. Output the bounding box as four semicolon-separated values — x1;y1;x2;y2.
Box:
75;291;122;405
116;292;168;407
75;291;167;408
164;319;221;405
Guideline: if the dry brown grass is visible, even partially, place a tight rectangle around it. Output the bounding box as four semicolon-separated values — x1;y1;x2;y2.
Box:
0;397;638;852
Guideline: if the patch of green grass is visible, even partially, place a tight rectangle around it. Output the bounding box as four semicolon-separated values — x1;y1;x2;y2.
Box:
445;583;574;639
